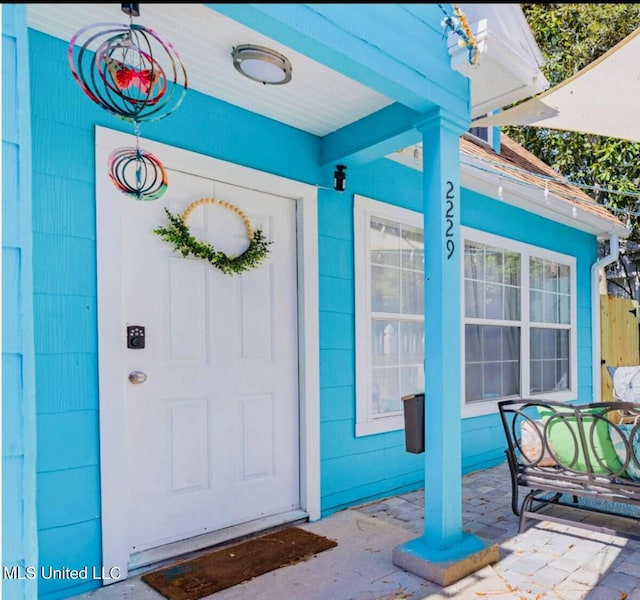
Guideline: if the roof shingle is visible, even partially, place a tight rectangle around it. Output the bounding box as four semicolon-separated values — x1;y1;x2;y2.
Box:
460;133;626;230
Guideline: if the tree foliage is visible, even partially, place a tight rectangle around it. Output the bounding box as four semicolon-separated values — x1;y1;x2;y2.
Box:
504;4;640;240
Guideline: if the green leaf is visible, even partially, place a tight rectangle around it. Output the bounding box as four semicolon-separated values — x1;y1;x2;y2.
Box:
153;208;272;275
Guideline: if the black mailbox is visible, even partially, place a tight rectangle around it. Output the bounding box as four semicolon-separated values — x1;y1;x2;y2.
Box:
401;393;425;453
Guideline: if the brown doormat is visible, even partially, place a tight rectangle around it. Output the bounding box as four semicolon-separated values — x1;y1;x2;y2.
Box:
141;526;338;600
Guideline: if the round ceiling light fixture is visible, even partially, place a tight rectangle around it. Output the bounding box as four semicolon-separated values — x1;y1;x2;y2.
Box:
231;44;292;85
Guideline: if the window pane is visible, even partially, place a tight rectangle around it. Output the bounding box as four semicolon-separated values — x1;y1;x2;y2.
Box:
504;252;521;286
558;264;571;293
372;320;399;367
370;216;401;267
530;360;542;394
464;242;484;280
400;366;424;399
530;328;570;394
465;325;520;401
399;321;424;365
465;363;483;402
530;257;570;325
542;361;557;391
372;367;400;416
372;319;424;418
559;295;570;324
501;327;520;360
483;326;503;361
465;325;482;362
542;328;556;358
530;290;543;322
540;328;569;359
485;283;504;319
530;359;570;394
485;248;503;283
402;270;424;314
464;242;520;323
401;225;424;272
504;286;521;320
557;359;570;390
371;265;401;312
503;361;520;397
543;291;559;323
371;317;424;416
530;328;542;359
559;330;570;356
543;260;559;292
530;258;543;290
483;363;503;399
465;280;484;318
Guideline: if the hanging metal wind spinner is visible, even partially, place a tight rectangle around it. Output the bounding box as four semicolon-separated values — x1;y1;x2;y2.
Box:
68;4;188;200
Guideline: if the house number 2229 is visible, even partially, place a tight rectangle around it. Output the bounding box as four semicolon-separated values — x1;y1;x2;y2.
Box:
445;180;455;259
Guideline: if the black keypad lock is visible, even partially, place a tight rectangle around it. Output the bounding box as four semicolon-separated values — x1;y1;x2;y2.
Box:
127;325;146;349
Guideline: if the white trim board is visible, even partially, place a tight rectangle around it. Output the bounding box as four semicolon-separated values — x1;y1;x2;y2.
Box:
353;194;425;436
95;126;320;580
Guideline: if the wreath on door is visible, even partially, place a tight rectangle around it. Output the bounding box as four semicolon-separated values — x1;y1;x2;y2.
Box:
153;198;272;275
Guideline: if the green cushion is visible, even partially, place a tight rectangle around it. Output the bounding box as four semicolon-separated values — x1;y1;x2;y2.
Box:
538;407;623;474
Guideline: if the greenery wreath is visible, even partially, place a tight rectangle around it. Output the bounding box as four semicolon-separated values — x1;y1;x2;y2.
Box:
153;198;272;275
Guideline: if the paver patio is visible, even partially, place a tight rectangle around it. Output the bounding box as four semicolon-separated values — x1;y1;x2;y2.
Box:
71;461;640;600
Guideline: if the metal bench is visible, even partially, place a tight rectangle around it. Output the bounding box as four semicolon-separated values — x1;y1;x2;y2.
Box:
498;398;640;540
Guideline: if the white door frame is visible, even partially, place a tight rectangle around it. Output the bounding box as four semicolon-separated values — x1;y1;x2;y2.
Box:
95;125;320;580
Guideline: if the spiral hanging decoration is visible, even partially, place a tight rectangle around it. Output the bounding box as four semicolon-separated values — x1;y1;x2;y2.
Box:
108;145;168;201
68;6;186;201
68;21;188;123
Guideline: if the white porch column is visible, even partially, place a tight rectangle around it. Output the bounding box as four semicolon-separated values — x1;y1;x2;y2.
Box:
393;108;499;586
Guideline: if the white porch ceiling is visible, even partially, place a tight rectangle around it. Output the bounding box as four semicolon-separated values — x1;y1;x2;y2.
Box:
26;3;394;137
27;4;548;142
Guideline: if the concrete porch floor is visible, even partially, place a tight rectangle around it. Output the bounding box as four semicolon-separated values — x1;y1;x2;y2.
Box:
71;461;640;600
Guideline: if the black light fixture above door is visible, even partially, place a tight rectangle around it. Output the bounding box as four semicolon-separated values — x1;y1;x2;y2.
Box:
333;165;347;192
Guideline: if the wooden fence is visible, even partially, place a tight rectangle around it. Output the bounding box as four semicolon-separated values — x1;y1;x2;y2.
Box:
600;294;640;400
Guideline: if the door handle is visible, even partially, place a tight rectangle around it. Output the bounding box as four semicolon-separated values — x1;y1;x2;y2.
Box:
128;370;147;384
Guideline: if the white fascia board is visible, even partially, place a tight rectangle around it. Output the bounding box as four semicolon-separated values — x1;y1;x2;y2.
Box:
460;157;630;239
448;17;549;117
450;19;548;89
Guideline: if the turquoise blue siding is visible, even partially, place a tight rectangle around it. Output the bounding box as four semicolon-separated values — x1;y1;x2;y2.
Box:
3;5;38;599
37;521;102;599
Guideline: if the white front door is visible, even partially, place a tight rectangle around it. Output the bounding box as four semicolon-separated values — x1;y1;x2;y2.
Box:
96;128;319;576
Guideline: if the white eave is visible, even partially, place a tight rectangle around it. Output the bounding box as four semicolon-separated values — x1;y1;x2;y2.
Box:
448;6;549;118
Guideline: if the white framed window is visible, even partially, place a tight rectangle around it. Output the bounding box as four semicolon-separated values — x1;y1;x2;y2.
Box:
354;195;425;436
462;227;577;418
466;114;493;147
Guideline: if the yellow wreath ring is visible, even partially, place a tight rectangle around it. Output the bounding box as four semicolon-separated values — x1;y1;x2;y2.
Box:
181;197;255;240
